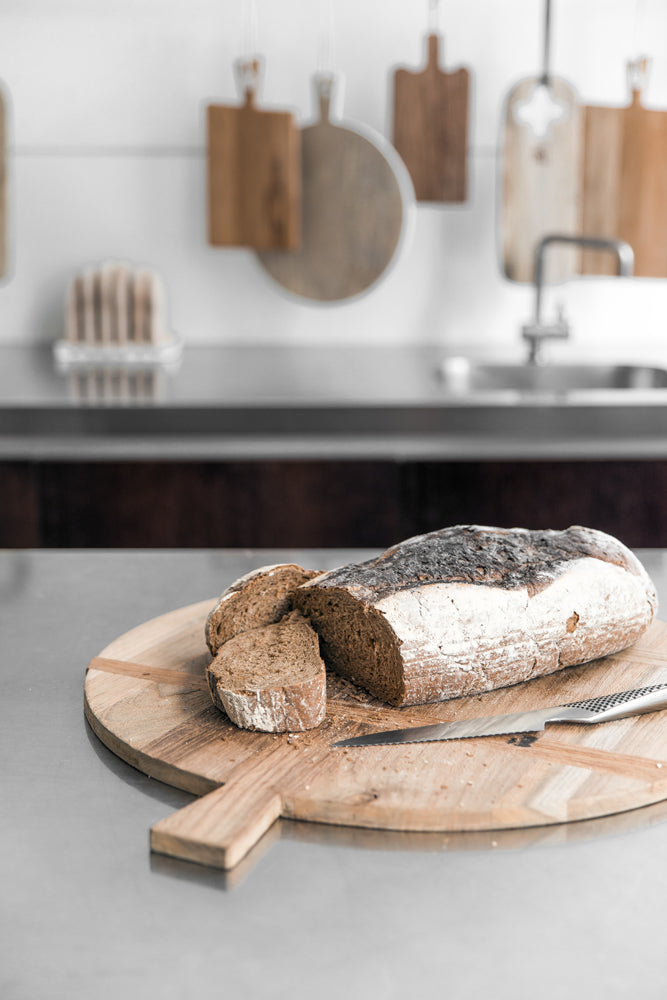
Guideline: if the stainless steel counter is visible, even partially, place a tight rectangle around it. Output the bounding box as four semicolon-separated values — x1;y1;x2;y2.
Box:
3;547;667;999
4;345;667;459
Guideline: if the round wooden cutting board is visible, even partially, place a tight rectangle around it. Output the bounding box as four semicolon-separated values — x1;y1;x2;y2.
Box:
256;73;414;302
84;598;667;871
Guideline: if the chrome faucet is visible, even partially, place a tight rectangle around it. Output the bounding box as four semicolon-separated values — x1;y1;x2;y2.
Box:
522;234;635;364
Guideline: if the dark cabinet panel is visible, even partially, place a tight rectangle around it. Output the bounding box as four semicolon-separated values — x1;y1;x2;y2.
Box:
0;459;664;549
34;461;404;548
0;463;40;546
404;461;665;549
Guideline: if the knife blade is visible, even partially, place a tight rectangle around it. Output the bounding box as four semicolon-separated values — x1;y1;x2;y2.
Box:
332;684;667;748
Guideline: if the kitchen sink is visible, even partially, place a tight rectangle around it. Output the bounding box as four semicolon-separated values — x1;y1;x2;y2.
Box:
437;359;667;397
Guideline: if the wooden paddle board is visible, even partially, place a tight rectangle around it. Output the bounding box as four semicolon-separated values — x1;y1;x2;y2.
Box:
84;598;667;871
581;64;667;278
0;83;7;278
392;33;470;203
207;59;301;250
501;76;583;283
257;73;414;302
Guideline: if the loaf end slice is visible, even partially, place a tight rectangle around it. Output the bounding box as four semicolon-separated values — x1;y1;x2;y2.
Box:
206;563;321;655
295;525;658;707
206;611;327;732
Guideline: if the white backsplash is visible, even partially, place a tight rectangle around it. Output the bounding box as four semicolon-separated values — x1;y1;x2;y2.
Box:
1;0;666;355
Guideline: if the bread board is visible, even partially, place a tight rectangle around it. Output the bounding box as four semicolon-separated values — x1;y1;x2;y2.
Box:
501;76;583;283
581;71;667;278
257;73;413;302
84;598;667;871
206;60;301;250
392;33;470;203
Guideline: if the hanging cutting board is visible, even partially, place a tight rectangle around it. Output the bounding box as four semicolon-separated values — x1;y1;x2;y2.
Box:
580;63;667;277
502;76;583;283
207;58;301;250
84;597;667;872
0;82;7;278
257;73;414;302
392;33;470;203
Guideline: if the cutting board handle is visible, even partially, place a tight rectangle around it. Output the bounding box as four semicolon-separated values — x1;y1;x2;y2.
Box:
627;56;649;105
313;71;337;123
150;776;283;870
426;33;441;72
234;56;262;107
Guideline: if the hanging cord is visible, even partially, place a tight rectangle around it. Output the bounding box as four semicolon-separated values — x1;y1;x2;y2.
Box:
317;0;336;77
235;0;261;103
428;0;441;34
539;0;552;87
628;0;650;98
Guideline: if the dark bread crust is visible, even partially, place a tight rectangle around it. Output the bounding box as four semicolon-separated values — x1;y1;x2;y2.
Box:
308;525;642;600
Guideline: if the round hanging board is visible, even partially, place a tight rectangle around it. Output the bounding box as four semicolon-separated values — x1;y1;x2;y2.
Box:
84;597;667;871
256;74;415;302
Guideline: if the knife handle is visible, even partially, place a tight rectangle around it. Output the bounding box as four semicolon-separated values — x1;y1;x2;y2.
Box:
564;684;667;724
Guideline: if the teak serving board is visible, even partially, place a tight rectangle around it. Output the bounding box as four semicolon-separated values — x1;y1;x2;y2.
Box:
84;599;667;871
392;33;470;203
501;76;583;284
581;81;667;278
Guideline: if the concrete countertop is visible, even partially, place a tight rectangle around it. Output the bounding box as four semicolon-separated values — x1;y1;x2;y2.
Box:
3;345;667;459
3;546;667;999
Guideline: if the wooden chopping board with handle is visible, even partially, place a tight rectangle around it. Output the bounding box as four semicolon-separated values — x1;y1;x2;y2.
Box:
580;59;667;278
207;57;301;250
257;73;414;302
84;597;667;872
392;32;470;203
501;75;583;284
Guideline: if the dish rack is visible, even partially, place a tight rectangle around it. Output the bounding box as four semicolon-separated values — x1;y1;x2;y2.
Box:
53;262;183;369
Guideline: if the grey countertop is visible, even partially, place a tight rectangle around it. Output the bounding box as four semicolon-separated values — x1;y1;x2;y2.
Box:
4;345;667;459
3;546;667;1000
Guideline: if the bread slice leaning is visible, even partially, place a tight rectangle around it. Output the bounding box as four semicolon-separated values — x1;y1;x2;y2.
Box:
295;525;658;707
206;563;321;655
206;610;326;732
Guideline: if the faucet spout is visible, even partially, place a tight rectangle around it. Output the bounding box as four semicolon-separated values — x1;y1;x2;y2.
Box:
523;233;635;364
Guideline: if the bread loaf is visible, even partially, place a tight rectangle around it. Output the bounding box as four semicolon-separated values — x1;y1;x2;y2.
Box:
205;563;320;655
295;525;657;706
206;610;326;732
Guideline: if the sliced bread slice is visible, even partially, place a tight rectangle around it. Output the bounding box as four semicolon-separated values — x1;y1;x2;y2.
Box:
206;611;326;732
206;563;320;655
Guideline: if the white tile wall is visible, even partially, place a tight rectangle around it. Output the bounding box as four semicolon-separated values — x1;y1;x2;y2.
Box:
1;0;666;353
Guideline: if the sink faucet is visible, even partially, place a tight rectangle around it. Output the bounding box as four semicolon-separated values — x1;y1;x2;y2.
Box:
521;234;635;364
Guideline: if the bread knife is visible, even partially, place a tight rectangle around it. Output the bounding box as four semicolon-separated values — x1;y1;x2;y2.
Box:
332;684;667;748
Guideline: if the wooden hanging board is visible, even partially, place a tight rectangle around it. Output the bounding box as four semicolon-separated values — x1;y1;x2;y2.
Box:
580;67;667;277
392;33;470;203
257;74;413;302
0;84;7;278
84;597;667;871
207;59;301;250
501;76;583;283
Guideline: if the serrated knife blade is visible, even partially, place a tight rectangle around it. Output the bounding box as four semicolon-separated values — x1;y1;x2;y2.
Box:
332;684;667;748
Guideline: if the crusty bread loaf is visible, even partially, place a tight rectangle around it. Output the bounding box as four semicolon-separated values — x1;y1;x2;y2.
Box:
294;525;657;707
205;563;320;655
206;610;326;732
